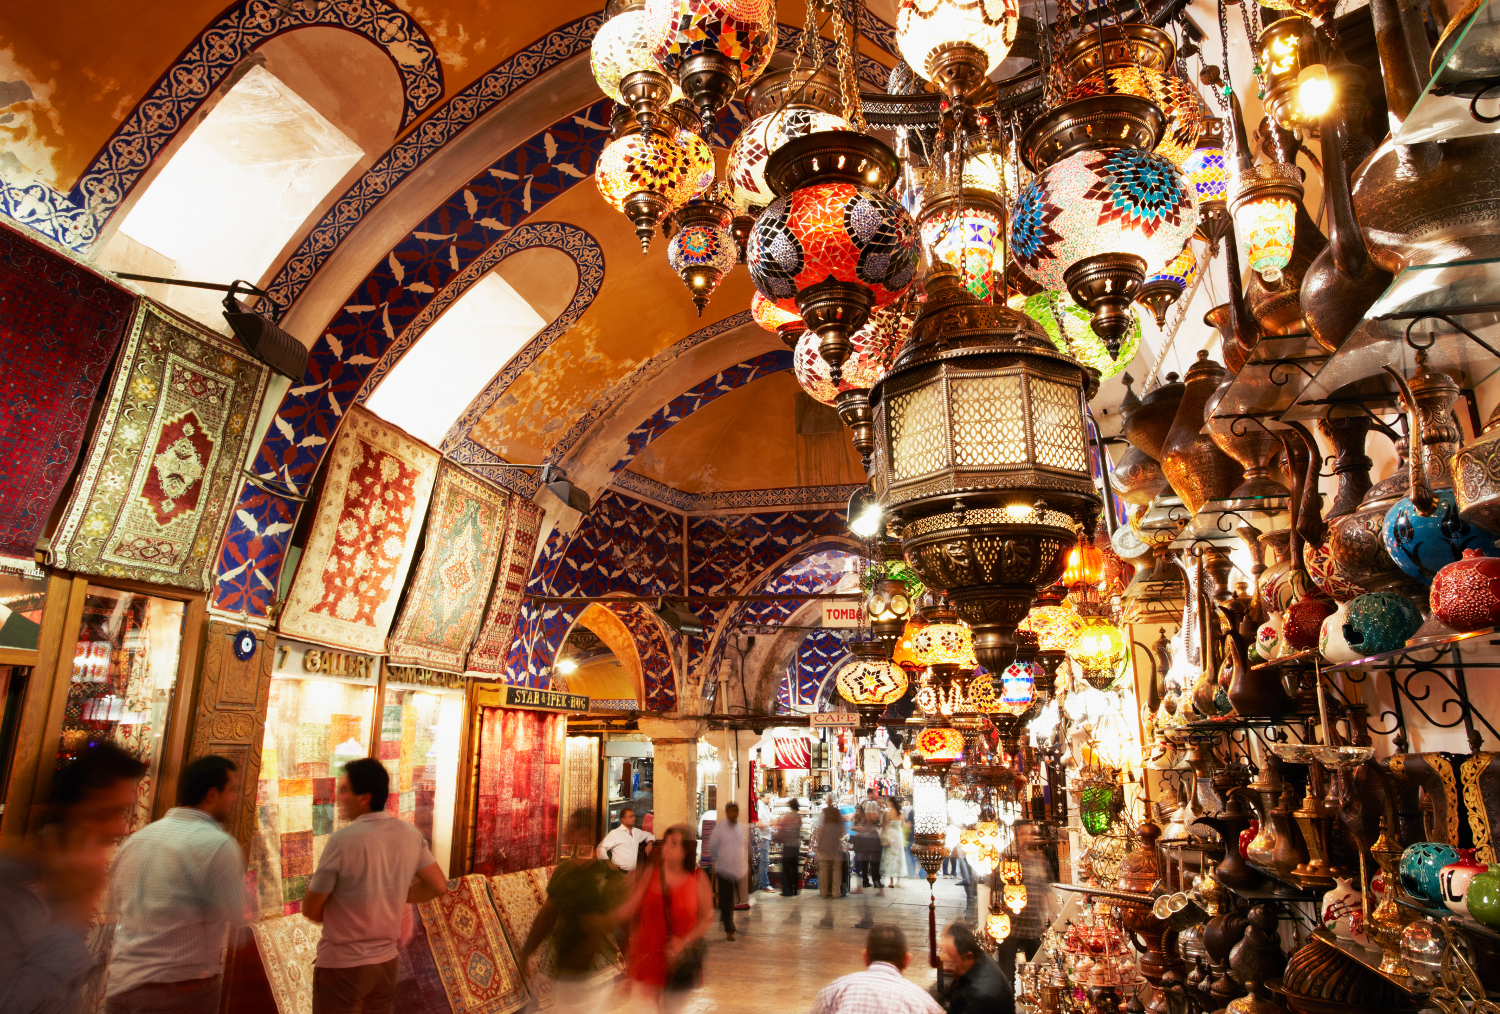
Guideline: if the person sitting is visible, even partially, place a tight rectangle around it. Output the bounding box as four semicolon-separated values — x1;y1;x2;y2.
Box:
938;921;1013;1014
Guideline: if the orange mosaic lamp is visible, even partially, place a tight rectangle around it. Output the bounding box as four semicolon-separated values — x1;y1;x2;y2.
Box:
1017;604;1084;653
915;725;965;764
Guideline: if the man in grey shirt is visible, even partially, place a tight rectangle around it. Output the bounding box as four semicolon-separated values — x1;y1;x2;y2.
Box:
105;755;247;1014
705;802;748;940
303;758;447;1014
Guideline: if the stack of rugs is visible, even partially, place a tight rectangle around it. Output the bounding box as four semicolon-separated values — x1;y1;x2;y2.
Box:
253;870;622;1014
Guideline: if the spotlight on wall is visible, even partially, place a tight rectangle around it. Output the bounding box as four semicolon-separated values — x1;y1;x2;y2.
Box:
655;597;706;637
847;486;883;538
554;657;579;675
541;464;591;513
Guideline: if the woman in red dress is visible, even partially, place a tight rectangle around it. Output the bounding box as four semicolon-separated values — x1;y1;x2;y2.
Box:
616;823;712;1011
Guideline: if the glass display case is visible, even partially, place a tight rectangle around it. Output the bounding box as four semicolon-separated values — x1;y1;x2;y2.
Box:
377;677;464;875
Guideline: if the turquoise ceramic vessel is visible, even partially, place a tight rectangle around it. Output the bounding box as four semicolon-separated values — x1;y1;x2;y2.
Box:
1401;841;1461;906
1382;489;1500;584
1342;592;1423;656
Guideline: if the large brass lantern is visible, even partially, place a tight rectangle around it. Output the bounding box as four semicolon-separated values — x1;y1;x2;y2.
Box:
870;264;1100;673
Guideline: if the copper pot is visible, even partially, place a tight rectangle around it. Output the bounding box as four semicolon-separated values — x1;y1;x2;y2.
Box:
1159;351;1245;514
1123;373;1186;461
1318;413;1375;522
1327;445;1413;592
1205;372;1292;508
1116;446;1168;506
1205;304;1247;374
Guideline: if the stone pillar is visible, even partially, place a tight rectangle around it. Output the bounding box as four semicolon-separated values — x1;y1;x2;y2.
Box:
710;728;757;903
640;717;705;838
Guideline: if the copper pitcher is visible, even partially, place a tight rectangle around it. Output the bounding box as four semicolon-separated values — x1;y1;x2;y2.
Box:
1159;351;1245;514
1455;401;1500;532
1116;374;1168;505
1326;438;1415;592
1123;373;1186;461
1205;372;1292;510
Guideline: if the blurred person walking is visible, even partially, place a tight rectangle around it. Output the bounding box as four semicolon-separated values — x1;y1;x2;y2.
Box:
704;802;747;940
852;790;882;894
880;797;905;890
519;809;626;1014
938;922;1013;1014
0;742;145;1014
774;800;803;897
302;758;449;1014
814;801;845;899
104;756;248;1014
616;824;711;1013
754;794;773;893
809;924;942;1014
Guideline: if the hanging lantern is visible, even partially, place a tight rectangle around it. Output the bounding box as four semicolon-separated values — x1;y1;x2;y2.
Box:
911;766;949;880
866;566;916;642
870;264;1099;673
667;197;737;315
1069;615;1129;690
918;180;1006;301
987;909;1013;942
897;0;1021;105
1183;118;1231;251
596;127;715;251
752;291;805;346
998;660;1040;715
1001;857;1022;883
749;132;920;385
1004;883;1028;912
645;0;776;135
912;607;978;670
835;639;910;732
1088;711;1136;770
915;670;969;717
1060;25;1202;167
966;669;1001;713
1258;17;1315;131
727;67;847;215
1134;244;1198;329
1063;538;1105;589
1231;163;1303;284
592;0;682;131
891;617;926;667
1017;603;1084;653
791;309;909;407
915;726;966;764
1020;290;1141;380
1013;96;1197;352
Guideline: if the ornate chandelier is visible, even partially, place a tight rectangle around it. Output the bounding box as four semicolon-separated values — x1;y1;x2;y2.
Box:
644;0;777;135
834;638;910;733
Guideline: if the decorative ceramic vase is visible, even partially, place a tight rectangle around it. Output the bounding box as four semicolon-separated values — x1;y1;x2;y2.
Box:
1320;877;1364;944
1342;592;1422;656
1159;351;1244;515
1383;488;1500;585
1304;542;1363;603
1283;597;1333;651
1465;868;1500;928
1317;602;1361;663
1255;612;1285;660
1431;549;1500;631
1438;850;1488;919
1399;841;1460;906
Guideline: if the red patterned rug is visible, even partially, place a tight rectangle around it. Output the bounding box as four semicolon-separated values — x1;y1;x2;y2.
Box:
279;405;440;653
467;498;545;673
388;463;510;673
416;873;529;1014
472;707;565;875
0;224;133;560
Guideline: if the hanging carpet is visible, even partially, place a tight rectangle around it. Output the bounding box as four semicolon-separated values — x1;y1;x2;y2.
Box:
466;497;545;673
279;405;439;653
416;873;530;1014
49;299;269;589
387;463;510;673
252;914;320;1014
0;224;133;561
472;706;565;875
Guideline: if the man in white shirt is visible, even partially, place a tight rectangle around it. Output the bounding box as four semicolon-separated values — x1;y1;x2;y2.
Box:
596;807;652;873
303;758;448;1014
105;755;247;1014
705;802;748;940
810;924;943;1014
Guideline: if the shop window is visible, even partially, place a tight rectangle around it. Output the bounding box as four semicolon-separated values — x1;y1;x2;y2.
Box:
0;566;47;650
377;684;463;876
58;588;186;832
99;65;363;327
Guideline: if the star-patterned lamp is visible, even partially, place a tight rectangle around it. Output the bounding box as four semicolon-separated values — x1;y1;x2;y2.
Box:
667;196;737;315
751;291;804;346
645;0;776;135
596;126;715;251
835;639;909;733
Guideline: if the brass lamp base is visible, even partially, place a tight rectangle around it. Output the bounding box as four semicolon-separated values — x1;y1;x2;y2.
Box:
924;40;991;106
1135;278;1184;329
622;190;670;254
1065;252;1148;355
795;278;875;385
677;50;739;136
835;389;876;473
619;69;672;136
730;214;753;264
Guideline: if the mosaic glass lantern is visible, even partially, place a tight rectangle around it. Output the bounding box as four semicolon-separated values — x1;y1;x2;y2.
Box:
1000;857;1022;883
1231;162;1303;284
645;0;776;134
966;670;1001;713
1012;96;1197;351
1069;615;1129;690
916;726;966;764
897;0;1021;104
1017;603;1084;652
791;309;908;407
596;127;715;251
667;198;737;315
1183;118;1230;250
1004;883;1028;912
1020;290;1141;380
592;1;682;131
751;291;803;345
1059;25;1201;168
911;768;949;879
913;617;978;669
835;639;910;731
987;910;1013;942
727;106;848;215
748;132;919;384
998;661;1039;715
920;202;1004;301
891;619;925;667
1134;244;1198;328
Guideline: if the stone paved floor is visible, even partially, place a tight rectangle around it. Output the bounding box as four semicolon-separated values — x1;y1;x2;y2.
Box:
673;874;979;1014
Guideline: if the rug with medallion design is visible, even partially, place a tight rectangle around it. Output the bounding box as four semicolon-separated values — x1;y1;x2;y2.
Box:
49;299;270;589
417;873;530;1014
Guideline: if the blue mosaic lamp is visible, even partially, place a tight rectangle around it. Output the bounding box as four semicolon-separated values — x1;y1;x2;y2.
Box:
1183;117;1232;251
1134;244;1199;329
667;194;737;315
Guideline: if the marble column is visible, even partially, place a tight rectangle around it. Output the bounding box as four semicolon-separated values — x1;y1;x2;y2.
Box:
710;728;757;904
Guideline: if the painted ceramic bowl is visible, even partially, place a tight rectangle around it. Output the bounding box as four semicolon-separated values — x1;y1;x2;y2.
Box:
1400;841;1461;906
1284;596;1334;650
1466;869;1500;928
1256;611;1286;660
1318;602;1363;663
1305;541;1365;603
1342;592;1423;656
1432;548;1500;631
1260;558;1314;613
1439;850;1489;920
1382;488;1500;585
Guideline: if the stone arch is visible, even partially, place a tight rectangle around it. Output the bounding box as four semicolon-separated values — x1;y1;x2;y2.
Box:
551;599;680;713
554;603;646;707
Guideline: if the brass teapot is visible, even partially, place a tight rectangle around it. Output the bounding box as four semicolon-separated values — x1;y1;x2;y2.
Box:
1160;351;1245;514
1454;400;1500;532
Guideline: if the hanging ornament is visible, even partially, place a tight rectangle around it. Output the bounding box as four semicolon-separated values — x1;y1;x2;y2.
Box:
752;291;804;346
920;201;1005;301
791;306;912;406
1059;26;1202;168
1184;117;1231;252
896;0;1021;104
1231;163;1303;284
747;132;919;384
1134;245;1199;328
998;661;1040;715
727;106;849;215
596;127;715;251
645;0;776;135
592;1;682;131
667;196;737;315
1021;290;1141;380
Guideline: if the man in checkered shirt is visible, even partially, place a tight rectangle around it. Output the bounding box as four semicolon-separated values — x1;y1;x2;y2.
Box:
810;925;943;1014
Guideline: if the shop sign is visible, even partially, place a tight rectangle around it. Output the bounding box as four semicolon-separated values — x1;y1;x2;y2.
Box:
301;647;378;680
476;683;589;713
810;712;856;728
821;601;865;628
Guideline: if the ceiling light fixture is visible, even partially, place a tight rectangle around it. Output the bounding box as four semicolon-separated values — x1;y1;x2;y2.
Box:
847;486;884;538
654;597;706;636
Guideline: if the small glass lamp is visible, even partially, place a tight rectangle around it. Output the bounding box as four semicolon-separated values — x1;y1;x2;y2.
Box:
1069;616;1129;690
987;909;1013;943
1004;883;1029;913
834;639;909;731
1230;163;1303;284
